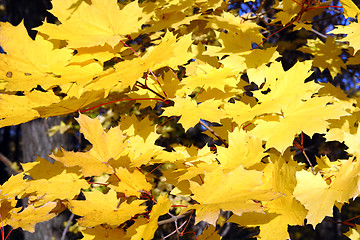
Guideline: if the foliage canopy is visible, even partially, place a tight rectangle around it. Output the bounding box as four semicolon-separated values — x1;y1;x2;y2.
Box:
1;0;360;239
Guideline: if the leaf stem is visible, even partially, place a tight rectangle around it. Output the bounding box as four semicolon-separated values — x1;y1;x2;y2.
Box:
135;81;166;100
60;213;74;240
302;150;315;175
199;120;228;148
158;210;193;226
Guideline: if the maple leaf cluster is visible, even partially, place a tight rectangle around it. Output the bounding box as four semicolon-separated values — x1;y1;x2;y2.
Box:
1;0;360;239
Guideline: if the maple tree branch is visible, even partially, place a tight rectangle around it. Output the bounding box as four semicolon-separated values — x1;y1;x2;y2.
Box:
0;152;20;175
161;215;188;240
169;212;181;237
311;28;327;39
158;210;193;226
310;12;343;24
119;40;140;57
302;150;315;175
255;0;268;14
60;213;75;240
135;81;166;100
199;120;228;148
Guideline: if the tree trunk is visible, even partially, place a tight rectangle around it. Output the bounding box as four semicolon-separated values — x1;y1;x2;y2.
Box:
21;117;74;240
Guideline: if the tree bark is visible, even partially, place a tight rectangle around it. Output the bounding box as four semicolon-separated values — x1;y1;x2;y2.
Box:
21;117;74;240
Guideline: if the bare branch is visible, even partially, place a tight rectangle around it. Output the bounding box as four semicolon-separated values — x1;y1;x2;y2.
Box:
0;152;20;175
61;213;75;240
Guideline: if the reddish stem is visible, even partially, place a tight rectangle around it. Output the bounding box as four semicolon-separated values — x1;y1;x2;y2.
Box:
0;214;4;240
114;173;121;182
171;205;188;208
169;68;180;81
120;38;168;98
195;85;205;101
4;229;12;240
157;116;180;128
307;5;342;11
182;231;198;240
198;174;204;184
242;122;252;130
180;210;194;237
291;0;305;8
131;211;151;220
119;40;140;57
146;163;164;176
254;21;294;50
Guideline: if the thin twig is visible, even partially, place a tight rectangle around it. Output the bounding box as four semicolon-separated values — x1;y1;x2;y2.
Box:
60;213;75;240
158;212;191;226
168;212;181;240
302;150;315;175
311;28;328;39
135;81;166;100
199;120;228;148
0;152;20;174
255;0;267;14
162;218;188;240
119;40;140;57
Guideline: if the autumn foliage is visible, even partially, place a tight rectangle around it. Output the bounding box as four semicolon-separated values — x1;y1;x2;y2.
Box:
1;0;360;239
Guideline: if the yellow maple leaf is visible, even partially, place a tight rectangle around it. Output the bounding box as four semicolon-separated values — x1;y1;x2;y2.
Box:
224;61;349;152
228;151;307;240
299;37;346;78
207;11;263;42
326;122;360;155
252;96;349;152
143;31;194;71
340;0;360;18
86;31;193;90
143;5;198;34
187;165;281;225
0;21;103;95
131;194;171;240
81;225;129;240
0;21;73;91
126;132;164;167
197;224;221;240
120;115;156;140
69;189;146;227
21;157;89;205
180;64;238;92
46;0;84;23
330;22;360;54
7;202;57;232
0;173;29;199
161;96;223;130
76;114;127;161
85;57;144;91
36;0;151;48
216;127;266;170
51;114;127;176
109;167;152;197
0;173;29;224
206;31;254;55
51;149;114;177
0;91;60;128
35;90;105;118
251;61;318;111
344;225;360;240
293;158;360;226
